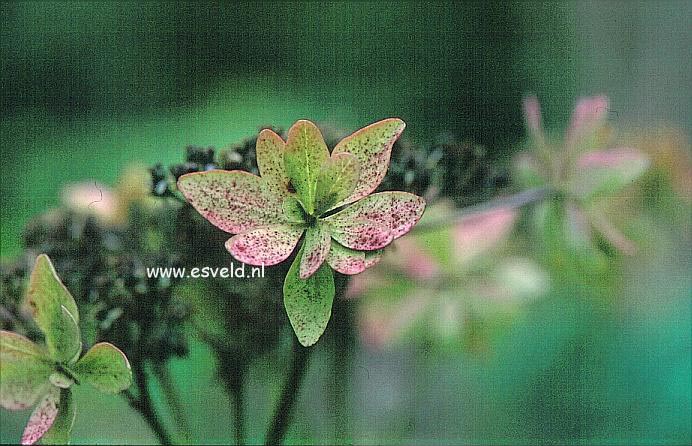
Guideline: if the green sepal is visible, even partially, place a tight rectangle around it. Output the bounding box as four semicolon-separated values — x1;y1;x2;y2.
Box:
314;152;360;214
0;330;53;410
283;247;335;347
284;120;329;215
26;255;82;363
72;342;132;394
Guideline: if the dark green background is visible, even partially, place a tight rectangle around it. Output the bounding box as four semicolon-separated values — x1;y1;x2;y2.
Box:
1;1;690;444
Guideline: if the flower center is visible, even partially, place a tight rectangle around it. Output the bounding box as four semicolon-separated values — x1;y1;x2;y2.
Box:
305;213;318;227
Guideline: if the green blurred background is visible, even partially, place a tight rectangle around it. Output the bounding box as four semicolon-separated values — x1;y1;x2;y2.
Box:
1;1;690;444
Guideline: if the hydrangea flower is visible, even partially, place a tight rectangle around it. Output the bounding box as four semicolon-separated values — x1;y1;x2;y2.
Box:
1;255;132;445
349;202;548;350
177;119;426;346
516;96;650;257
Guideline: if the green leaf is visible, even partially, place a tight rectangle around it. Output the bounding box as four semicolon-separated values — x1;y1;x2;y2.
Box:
299;222;331;279
314;153;360;214
52;307;81;365
38;388;76;446
284;120;330;215
21;386;60;445
26;254;80;328
256;128;291;198
0;331;53;410
177;170;283;234
282;196;307;224
283;247;335;347
331;118;405;207
174;281;226;341
26;255;82;364
73;343;132;394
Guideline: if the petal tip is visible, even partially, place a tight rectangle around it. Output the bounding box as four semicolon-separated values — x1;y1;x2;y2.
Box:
258;127;285;141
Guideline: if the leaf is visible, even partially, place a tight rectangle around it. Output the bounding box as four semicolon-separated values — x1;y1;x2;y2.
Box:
26;256;82;364
331;118;405;207
226;225;303;266
284;120;330;215
73;342;132;394
21;386;60;445
327;219;393;251
325;192;426;250
174;281;226;340
256;128;290;198
314;153;360;214
177;170;282;234
52;306;82;365
326;242;366;275
26;254;79;329
0;331;53;410
299;223;331;279
569;148;650;200
38;388;75;446
282;196;307;224
283;248;335;347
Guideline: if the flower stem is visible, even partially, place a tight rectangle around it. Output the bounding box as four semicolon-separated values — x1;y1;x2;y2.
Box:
265;336;312;445
233;377;245;445
413;186;553;233
153;362;192;444
125;361;174;445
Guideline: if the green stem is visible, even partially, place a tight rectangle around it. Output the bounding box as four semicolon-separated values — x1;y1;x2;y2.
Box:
208;344;245;445
153;362;192;444
330;295;354;441
265;337;312;445
126;361;174;445
233;375;245;446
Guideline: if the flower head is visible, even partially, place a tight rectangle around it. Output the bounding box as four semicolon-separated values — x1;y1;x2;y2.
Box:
177;119;426;345
349;202;547;350
1;255;132;445
516;96;650;256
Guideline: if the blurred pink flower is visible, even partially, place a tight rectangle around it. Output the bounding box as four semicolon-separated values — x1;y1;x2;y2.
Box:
516;95;650;256
351;203;547;350
385;237;441;281
452;207;517;265
60;165;153;226
61;182;117;222
565;95;609;148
